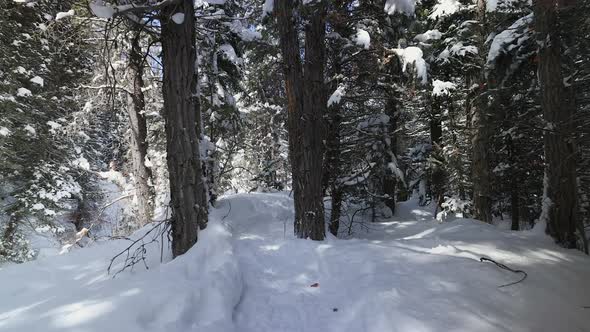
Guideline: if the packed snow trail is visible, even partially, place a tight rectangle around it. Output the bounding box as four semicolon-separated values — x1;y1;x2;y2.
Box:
0;192;589;332
220;193;590;332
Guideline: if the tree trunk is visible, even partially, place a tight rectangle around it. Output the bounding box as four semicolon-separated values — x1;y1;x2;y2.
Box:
275;1;326;240
471;0;493;223
430;94;446;211
126;29;154;226
161;1;208;257
298;6;327;240
383;98;397;214
328;188;342;236
506;135;520;230
324;102;342;236
275;0;304;234
535;0;578;248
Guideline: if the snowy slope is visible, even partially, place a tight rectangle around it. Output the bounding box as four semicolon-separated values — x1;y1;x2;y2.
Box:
1;193;589;332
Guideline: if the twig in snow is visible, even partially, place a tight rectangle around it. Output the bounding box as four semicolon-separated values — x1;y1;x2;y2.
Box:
222;201;232;221
480;257;528;287
107;219;170;278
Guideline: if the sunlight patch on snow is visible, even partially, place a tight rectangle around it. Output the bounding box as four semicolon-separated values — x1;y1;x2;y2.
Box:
120;288;142;297
402;228;436;240
239;234;264;240
411;209;432;217
0;300;49;327
260;244;282;251
42;300;114;328
315;244;333;253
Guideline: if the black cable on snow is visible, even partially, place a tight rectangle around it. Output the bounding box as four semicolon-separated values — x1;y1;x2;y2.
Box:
480;257;528;288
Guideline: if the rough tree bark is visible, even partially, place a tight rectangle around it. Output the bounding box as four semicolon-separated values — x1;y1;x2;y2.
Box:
324;98;343;236
161;1;208;257
275;0;326;240
275;0;304;234
126;28;154;226
534;0;578;248
471;0;493;223
299;6;327;240
430;94;446;210
507;135;520;230
383;98;398;214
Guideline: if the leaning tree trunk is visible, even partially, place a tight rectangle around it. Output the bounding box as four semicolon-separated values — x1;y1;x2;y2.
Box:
535;0;578;248
126;29;154;226
161;1;208;257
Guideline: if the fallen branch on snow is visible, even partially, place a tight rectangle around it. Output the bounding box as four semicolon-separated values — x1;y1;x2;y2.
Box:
480;257;528;288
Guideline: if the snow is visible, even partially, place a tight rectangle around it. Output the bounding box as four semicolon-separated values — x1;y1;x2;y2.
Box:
486;14;533;66
487;0;499;11
384;0;416;15
72;157;91;171
16;87;32;97
0;127;10;136
438;41;478;62
0;220;241;332
89;1;116;19
47;121;62;131
1;193;589;332
218;44;242;66
226;21;262;42
262;0;274;17
432;79;457;96
414;29;442;43
393;47;428;84
327;85;345;107
55;10;75;21
171;13;185;24
355;28;371;49
30;76;44;87
31;203;45;210
23;124;36;135
14;66;27;74
429;0;461;19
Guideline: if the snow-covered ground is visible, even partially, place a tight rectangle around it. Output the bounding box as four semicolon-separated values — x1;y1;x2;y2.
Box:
1;192;589;332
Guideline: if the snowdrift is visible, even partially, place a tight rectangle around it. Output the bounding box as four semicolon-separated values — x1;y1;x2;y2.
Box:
0;221;242;332
1;192;589;332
